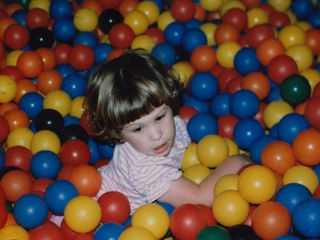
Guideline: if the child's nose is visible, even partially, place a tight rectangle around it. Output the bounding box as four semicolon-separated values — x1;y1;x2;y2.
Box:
149;125;162;140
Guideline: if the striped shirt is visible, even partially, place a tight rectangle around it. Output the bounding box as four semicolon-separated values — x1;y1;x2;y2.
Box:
96;116;191;214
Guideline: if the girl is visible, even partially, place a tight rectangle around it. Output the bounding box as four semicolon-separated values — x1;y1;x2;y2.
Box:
84;49;250;214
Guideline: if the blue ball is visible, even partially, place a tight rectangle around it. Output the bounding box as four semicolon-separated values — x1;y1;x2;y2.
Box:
12;9;27;26
308;11;320;28
210;93;231;117
88;138;102;165
182;28;207;53
13;194;49;229
52;18;77;42
64;115;80;125
313;164;320;182
275;234;300;240
18;92;44;119
55;63;77;78
291;0;314;20
164;21;186;46
187;113;217;143
234;47;261;75
292;198;320;238
97;143;114;159
152;43;177;66
233;118;264;150
277;113;310;144
44;180;79;216
230;89;259;118
266;86;283;103
185;19;202;29
0;148;4;172
94;43;113;64
189;72;219;102
94;223;125;240
61;73;87;99
49;0;74;19
275;183;312;214
73;31;98;48
250;134;277;164
30;150;61;179
184;95;209;113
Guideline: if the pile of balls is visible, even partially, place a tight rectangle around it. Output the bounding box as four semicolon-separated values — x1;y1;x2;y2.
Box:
0;0;320;239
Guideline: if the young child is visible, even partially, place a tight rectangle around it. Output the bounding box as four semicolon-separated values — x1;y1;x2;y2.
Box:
84;49;250;214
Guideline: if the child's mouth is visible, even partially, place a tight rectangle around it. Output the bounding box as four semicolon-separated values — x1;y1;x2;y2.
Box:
153;142;169;155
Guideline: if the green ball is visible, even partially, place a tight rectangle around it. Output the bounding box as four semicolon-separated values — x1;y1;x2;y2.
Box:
280;74;311;107
196;225;231;240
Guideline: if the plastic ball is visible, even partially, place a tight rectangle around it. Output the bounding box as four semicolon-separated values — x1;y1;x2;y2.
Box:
213;190;249;227
6;127;33;149
189;72;218;102
132;203;170;239
26;7;50;29
151;43;176;66
4;108;29;132
234;47;261;75
44;179;79;216
131;34;156;52
190;45;216;72
64;195;101;233
18;92;44;119
108;23;135;49
263;100;294;129
34;108;64;134
246;24;275;49
197;134;229;168
170;204;207;240
52;19;77;43
306;28;320;56
170;0;195;23
30;150;61;179
98;8;123;34
238;165;278;204
285;44;313;72
275;183;312;214
197;225;230;240
29;27;54;50
304;97;320;129
222;7;247;32
30;130;61;155
181;142;200;171
124;10;149;35
94;223;125;240
156;10;175;31
119;226;156;240
43;90;72;117
0;75;17;103
97;191;130;224
256;38;285;65
0;225;29;240
3;23;29;50
214;174;239;196
183;164;211;184
210;93;231;117
251;201;291;239
164;21;186;46
137;1;159;25
73;7;98;32
0;116;9;143
16;50;44;78
278;24;305;48
292;198;320;238
230;89;259;119
59;124;89;144
49;0;73;19
241;72;271;101
214;22;240;45
187;113;217;143
283;165;319;193
69;44;95;71
28;221;65;240
216;41;241;68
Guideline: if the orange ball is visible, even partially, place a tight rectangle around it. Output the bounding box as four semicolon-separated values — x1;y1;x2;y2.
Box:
0;170;32;202
256;38;285;65
36;48;57;71
214;22;240;45
292;128;320;166
3;108;29;132
17;50;44;78
69;164;102;197
241;72;271;100
190;45;216;72
37;70;62;95
13;79;37;103
261;140;296;175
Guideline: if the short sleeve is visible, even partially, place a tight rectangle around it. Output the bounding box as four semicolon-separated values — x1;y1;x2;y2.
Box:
174;116;191;147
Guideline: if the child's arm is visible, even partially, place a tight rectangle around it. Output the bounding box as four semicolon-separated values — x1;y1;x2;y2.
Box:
158;154;251;207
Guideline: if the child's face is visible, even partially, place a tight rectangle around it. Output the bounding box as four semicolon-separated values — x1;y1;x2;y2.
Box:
121;104;176;157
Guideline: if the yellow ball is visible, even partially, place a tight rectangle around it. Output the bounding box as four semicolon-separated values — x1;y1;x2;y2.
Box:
43;90;72;117
214;174;239;196
70;96;85;119
238;165;277;204
29;0;50;12
278;24;306;49
220;0;246;16
200;0;222;12
224;138;240;156
132;203;170;239
64;196;102;233
124;10;149;35
119;226;156;240
74;8;98;32
172;61;195;87
197;135;229;168
137;1;160;25
7;127;33;149
0;225;29;240
0;75;17;103
30;130;61;155
263;100;294;129
183;164;212;185
283;165;319;193
295;21;312;31
246;7;269;28
157;11;175;31
285;10;297;24
131;35;156;53
213;190;249;227
216;41;241;68
300;68;320;94
6;50;23;67
200;22;217;46
285;44;313;72
268;0;291;12
181;143;201;171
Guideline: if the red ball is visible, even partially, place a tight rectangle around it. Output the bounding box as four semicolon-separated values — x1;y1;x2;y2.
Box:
225;76;242;94
0;66;24;82
4;145;32;172
304;97;320;130
29;221;65;240
59;139;91;166
26;7;50;29
145;27;165;44
170;204;207;240
269;11;290;29
214;22;240;45
268;54;298;85
179;106;197;124
36;48;57;71
98;0;120;8
0;115;9;143
170;0;195;23
0;202;8;228
17;50;44;78
222;8;247;32
69;44;95;71
108;23;135;49
217;68;240;93
196;204;217;226
4;108;30;132
256;38;285;66
247;24;275;48
3;23;29;49
97;191;130;224
312;82;320;98
31;178;54;194
306;28;320;56
217;114;239;139
53;43;71;65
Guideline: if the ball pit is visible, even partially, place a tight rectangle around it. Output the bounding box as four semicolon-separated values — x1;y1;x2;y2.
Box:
0;0;319;239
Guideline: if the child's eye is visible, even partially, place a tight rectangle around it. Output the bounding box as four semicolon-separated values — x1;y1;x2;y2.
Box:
133;127;142;133
155;114;165;121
